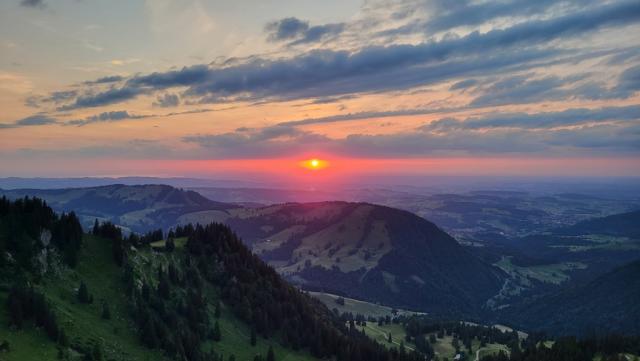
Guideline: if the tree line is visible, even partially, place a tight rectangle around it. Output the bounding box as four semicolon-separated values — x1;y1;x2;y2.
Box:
481;334;640;361
0;196;83;272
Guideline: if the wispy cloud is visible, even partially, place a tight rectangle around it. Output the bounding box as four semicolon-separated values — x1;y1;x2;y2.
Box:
20;0;45;9
50;0;640;111
0;114;57;129
424;105;640;131
265;17;345;45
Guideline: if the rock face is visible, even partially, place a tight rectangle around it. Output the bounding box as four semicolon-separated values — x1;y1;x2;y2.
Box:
191;201;506;317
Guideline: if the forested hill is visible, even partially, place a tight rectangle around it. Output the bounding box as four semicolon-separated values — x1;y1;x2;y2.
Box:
0;196;426;361
0;184;235;232
195;201;507;317
504;258;640;337
557;209;640;238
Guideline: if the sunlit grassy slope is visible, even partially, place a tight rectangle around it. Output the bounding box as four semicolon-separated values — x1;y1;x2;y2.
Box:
309;291;423;318
0;235;317;361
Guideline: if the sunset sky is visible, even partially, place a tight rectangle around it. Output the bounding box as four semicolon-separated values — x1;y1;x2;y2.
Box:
1;0;639;180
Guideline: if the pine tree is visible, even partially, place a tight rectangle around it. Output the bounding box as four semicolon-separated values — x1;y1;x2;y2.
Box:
7;292;23;329
212;321;221;342
266;346;275;361
92;341;104;361
77;281;91;304
214;300;221;319
59;329;69;347
101;302;111;320
251;326;257;346
158;274;170;299
0;340;10;352
166;238;175;252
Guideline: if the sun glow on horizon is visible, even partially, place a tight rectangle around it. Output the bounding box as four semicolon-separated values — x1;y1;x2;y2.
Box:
301;158;329;170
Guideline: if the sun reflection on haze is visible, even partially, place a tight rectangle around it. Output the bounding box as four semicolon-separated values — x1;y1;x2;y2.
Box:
301;158;329;170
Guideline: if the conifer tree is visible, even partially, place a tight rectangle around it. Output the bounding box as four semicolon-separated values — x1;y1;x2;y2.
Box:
266;346;275;361
101;302;111;320
251;326;257;346
77;281;91;304
212;321;221;342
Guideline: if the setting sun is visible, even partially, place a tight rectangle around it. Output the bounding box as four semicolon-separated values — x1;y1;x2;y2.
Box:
301;158;329;170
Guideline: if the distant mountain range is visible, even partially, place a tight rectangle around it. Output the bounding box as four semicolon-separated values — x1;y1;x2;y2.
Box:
0;184;234;232
0;177;262;190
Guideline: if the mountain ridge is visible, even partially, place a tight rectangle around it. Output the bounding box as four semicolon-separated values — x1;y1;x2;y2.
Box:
194;200;508;317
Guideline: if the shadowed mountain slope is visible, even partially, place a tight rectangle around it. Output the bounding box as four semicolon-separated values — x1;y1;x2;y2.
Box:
504;259;640;336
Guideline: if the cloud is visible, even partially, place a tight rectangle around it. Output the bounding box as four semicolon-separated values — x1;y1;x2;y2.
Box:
183;117;640;159
0;114;57;129
424;105;640;131
16;121;640;160
449;79;478;91
15;139;169;159
84;75;125;85
20;0;45;8
278;107;452;127
25;90;78;108
471;65;640;106
265;17;345;45
66;110;148;126
616;64;640;94
424;0;576;33
470;75;566;106
153;93;180;108
59;87;145;110
183;125;330;158
266;17;309;41
290;23;345;45
54;1;640;110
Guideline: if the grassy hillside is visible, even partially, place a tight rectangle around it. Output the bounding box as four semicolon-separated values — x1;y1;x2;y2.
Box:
0;234;318;361
0;234;168;361
353;321;512;360
309;291;424;319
